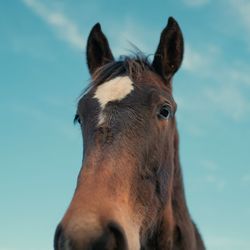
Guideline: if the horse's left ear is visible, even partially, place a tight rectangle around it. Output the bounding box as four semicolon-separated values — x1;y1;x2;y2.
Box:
152;17;184;81
86;23;114;75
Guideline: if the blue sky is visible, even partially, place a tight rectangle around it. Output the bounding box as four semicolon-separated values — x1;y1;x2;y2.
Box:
0;0;250;249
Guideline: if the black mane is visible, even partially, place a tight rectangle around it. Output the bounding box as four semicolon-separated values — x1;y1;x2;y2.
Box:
91;54;153;87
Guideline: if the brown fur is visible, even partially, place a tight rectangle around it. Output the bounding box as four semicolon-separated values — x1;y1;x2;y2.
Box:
54;18;205;250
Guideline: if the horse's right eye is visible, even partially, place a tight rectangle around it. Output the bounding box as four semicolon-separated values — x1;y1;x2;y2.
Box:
74;114;81;125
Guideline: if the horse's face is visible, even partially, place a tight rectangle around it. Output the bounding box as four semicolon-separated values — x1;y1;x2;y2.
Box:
55;17;183;250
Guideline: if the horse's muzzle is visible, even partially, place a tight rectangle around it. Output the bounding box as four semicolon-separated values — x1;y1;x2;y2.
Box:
54;221;127;250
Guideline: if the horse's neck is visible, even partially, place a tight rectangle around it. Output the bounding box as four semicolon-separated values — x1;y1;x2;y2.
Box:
143;165;200;250
156;129;204;250
172;129;193;235
171;155;196;249
143;129;205;250
169;129;205;250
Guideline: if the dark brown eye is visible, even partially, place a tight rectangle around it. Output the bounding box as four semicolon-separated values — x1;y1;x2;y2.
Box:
158;105;171;120
74;114;81;125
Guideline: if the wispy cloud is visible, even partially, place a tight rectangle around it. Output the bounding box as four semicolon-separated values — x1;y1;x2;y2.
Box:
182;0;210;7
200;160;226;191
229;0;250;30
182;43;222;76
22;0;83;50
230;67;250;87
180;41;250;123
228;0;250;50
205;174;226;191
110;18;154;57
242;174;250;183
205;83;250;122
182;45;213;73
201;160;218;171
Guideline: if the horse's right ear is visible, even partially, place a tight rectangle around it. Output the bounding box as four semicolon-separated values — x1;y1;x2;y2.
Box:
86;23;114;75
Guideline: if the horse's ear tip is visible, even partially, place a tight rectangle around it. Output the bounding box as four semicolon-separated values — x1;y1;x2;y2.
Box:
92;23;102;32
167;17;178;26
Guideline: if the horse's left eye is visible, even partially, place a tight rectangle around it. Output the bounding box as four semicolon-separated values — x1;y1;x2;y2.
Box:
158;105;171;120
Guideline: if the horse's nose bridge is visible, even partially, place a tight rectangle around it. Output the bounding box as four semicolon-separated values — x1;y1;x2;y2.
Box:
56;149;139;249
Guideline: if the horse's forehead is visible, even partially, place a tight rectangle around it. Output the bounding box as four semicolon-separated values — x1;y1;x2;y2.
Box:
93;76;134;110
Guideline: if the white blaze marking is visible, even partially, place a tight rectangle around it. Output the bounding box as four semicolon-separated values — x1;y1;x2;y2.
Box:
94;76;134;124
94;76;134;109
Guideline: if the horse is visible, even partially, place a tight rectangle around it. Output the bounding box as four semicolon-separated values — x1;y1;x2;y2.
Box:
54;17;205;250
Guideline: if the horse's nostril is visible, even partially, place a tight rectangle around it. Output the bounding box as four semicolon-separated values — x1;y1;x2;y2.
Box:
108;222;127;250
92;221;127;250
54;224;65;250
54;221;127;250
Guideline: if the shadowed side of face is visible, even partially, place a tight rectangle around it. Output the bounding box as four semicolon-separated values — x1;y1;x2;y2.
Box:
54;17;184;250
